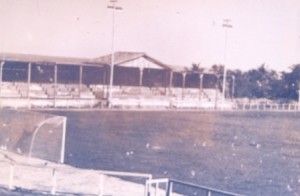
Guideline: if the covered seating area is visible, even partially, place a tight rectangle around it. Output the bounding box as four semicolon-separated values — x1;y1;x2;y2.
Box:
0;52;222;109
0;53;104;108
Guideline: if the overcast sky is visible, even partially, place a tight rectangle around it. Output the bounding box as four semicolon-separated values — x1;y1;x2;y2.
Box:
0;0;300;72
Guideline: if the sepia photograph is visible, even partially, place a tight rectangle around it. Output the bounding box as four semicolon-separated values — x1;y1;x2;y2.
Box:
0;0;300;195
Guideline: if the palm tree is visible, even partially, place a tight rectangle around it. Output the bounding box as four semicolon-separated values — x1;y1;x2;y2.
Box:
210;64;224;75
190;63;205;73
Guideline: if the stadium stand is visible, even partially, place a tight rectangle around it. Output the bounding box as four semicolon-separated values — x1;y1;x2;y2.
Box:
0;82;20;98
0;52;226;109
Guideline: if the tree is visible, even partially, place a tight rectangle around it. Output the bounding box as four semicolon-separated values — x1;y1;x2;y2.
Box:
280;64;300;100
210;64;224;75
232;64;279;99
228;69;244;98
185;63;205;88
206;63;300;102
190;63;205;73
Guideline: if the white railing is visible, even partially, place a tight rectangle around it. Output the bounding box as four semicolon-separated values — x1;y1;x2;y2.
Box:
146;178;246;196
234;103;300;111
0;157;152;196
0;97;100;109
98;170;152;196
1;157;247;196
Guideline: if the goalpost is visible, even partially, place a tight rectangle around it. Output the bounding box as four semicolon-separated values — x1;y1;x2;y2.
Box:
0;110;68;164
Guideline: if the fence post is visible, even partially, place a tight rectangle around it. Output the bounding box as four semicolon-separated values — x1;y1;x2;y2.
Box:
166;180;173;196
144;180;150;196
51;168;57;195
98;174;104;196
155;181;158;196
9;164;14;190
207;190;212;196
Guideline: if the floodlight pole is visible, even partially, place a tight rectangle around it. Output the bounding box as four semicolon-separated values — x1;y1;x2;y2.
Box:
222;19;232;109
60;117;67;163
107;0;122;108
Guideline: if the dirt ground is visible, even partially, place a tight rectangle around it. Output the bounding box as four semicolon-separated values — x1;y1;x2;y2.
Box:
0;149;153;196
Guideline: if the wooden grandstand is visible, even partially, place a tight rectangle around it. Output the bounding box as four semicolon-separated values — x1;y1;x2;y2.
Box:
0;52;223;109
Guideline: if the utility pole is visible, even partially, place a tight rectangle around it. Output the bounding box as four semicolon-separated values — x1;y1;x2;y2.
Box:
222;19;232;109
107;0;122;108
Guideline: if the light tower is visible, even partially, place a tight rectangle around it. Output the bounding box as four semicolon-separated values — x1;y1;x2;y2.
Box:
222;19;232;109
107;0;122;108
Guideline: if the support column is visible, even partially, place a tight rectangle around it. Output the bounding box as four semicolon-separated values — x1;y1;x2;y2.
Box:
54;64;58;107
164;70;168;95
101;67;107;99
0;61;3;86
298;90;300;111
102;68;106;92
139;67;144;94
231;76;235;100
106;66;110;100
0;61;4;107
27;63;32;98
27;63;32;109
199;74;203;101
169;71;173;96
215;75;220;109
79;65;83;98
182;73;186;99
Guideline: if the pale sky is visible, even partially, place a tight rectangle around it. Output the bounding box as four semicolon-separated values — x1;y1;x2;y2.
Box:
0;0;300;72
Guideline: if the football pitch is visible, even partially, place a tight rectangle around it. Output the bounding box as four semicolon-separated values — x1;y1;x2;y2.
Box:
27;110;300;195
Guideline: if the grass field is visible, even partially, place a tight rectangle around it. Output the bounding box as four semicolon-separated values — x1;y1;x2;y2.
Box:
39;110;300;196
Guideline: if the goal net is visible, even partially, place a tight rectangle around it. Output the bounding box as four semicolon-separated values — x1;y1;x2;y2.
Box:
0;110;67;163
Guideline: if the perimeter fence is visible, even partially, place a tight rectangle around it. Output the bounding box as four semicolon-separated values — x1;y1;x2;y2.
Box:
0;156;152;196
146;178;246;196
233;103;300;112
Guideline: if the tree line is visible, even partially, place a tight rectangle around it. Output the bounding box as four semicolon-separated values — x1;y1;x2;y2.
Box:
191;63;300;102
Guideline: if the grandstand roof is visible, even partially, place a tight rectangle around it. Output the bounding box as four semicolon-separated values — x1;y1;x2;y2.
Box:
93;51;172;70
0;52;174;70
0;52;104;67
0;52;215;74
